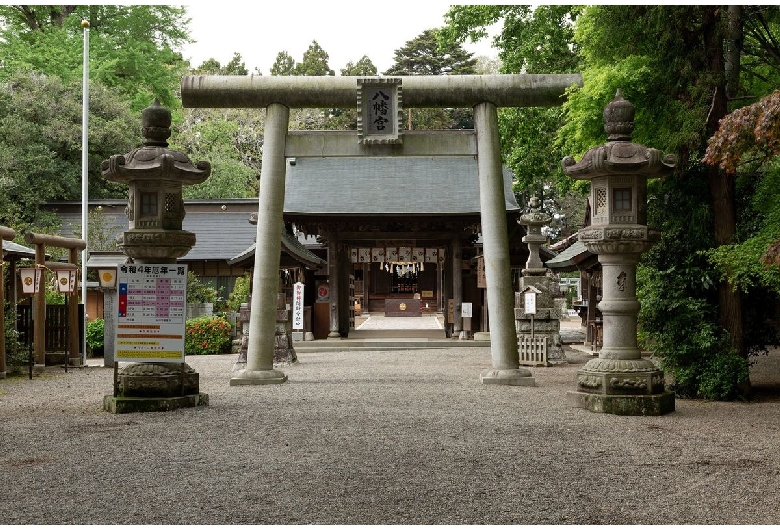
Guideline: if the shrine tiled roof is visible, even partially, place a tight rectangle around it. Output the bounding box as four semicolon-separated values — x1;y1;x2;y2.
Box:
283;156;520;216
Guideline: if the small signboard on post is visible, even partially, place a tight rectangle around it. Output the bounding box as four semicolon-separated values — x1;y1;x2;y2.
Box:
115;264;187;363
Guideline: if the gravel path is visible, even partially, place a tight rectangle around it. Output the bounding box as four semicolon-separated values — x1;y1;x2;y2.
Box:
1;345;778;524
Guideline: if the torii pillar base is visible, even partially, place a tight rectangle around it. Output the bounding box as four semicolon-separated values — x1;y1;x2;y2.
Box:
230;369;288;386
480;368;536;387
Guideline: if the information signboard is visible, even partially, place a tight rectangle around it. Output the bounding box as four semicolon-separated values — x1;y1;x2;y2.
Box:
292;282;304;330
115;264;187;363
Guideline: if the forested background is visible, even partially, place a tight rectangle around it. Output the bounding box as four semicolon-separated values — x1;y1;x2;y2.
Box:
2;5;780;399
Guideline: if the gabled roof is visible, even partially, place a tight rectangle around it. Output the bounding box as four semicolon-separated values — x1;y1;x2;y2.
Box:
284;156;520;216
2;240;36;259
545;240;594;271
228;229;325;270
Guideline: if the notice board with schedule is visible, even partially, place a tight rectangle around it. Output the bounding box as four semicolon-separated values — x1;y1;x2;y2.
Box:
115;264;187;363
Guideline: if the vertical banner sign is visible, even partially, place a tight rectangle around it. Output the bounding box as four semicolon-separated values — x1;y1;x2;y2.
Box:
293;282;304;330
115;264;187;363
477;256;487;288
524;291;537;315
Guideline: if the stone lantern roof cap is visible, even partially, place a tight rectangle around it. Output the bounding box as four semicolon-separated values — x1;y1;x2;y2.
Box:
101;99;211;185
560;89;677;180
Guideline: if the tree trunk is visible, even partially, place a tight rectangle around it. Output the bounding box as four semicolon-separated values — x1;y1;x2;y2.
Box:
703;7;748;379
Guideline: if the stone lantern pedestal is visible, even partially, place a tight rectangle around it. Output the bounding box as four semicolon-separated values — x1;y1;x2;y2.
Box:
562;90;676;415
100;100;211;414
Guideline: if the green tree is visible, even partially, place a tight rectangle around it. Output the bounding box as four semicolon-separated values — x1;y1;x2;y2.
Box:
270;51;296;76
443;6;585;221
0;5;192;112
294;40;334;76
195;53;249;76
384;28;478;130
340;55;378;76
0;72;136;228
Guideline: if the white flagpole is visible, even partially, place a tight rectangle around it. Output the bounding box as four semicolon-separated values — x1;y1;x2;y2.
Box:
81;19;90;364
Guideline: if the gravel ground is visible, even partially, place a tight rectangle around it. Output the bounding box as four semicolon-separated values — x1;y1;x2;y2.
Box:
1;344;779;525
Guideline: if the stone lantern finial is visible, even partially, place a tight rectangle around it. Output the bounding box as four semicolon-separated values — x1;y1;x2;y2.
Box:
141;99;172;147
603;89;635;142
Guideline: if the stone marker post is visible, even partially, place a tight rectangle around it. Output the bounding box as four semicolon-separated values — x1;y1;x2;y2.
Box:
562;90;676;415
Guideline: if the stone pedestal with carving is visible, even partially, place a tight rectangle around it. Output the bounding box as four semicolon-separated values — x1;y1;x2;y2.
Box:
562;90;676;416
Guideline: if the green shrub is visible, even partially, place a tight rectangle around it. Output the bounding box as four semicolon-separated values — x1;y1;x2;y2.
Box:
184;316;233;355
4;304;28;375
86;318;105;356
226;273;251;312
637;264;750;400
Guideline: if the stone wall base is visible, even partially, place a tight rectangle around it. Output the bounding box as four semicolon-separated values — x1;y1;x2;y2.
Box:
568;390;675;416
103;393;209;414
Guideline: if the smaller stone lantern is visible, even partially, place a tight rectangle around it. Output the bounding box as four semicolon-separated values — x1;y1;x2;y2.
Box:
101;100;211;263
515;197;565;364
562;90;677;415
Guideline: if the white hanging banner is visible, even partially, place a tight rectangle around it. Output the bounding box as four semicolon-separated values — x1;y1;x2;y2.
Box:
424;248;438;263
399;246;412;261
371;247;385;262
292;282;304;330
386;247;399;261
412;247;425;262
349;248;358;263
358;248;371;263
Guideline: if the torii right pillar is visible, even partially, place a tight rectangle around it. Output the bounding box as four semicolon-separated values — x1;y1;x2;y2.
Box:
562;90;676;415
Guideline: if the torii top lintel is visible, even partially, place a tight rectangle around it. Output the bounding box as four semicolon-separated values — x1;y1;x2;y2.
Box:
181;74;583;109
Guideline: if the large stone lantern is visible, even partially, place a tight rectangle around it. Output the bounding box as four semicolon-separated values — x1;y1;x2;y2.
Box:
100;100;211;413
561;90;676;415
101;100;211;264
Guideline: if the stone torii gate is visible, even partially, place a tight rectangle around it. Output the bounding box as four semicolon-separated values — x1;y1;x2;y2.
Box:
181;73;582;386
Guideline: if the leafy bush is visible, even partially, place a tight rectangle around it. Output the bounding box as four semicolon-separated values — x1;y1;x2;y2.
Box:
184;316;232;355
226;273;251;312
186;271;221;305
637;264;750;400
4;304;28;375
86;318;105;356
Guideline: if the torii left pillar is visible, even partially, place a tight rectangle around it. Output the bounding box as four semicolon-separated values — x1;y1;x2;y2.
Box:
182;74;581;386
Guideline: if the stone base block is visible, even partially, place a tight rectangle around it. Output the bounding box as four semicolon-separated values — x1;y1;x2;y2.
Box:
0;371;5;379
304;332;315;341
480;368;536;386
292;331;304;342
119;373;200;398
33;364;46;375
230;368;288;386
104;393;208;414
568;390;675;416
473;332;490;341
